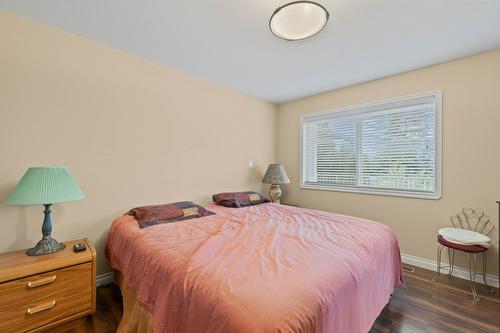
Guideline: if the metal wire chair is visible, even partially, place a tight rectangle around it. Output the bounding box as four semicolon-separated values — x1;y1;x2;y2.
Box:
432;208;494;302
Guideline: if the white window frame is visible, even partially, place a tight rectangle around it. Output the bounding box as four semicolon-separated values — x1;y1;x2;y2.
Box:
299;91;442;199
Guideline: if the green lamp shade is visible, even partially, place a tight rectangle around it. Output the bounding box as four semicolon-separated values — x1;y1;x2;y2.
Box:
6;167;84;205
262;163;290;185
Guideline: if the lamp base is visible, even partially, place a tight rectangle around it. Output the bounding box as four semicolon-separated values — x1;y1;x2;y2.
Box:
269;184;282;204
26;237;65;256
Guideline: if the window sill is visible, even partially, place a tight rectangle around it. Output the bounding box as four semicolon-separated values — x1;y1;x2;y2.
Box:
299;183;442;200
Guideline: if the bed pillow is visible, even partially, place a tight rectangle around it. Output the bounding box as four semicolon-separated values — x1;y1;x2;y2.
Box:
212;191;270;208
127;201;215;229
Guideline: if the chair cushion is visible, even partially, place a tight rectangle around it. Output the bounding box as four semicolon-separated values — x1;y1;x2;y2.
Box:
437;235;488;253
438;227;490;247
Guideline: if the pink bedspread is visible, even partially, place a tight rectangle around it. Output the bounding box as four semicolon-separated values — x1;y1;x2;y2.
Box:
106;203;404;333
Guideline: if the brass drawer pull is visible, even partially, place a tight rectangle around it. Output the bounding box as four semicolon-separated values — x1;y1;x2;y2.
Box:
26;275;56;288
26;300;56;316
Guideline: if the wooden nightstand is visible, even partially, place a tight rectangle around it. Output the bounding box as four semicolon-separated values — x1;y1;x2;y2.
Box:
281;203;299;207
0;239;96;333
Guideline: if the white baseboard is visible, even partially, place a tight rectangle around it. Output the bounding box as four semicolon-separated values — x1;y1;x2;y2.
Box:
401;253;499;288
96;271;115;287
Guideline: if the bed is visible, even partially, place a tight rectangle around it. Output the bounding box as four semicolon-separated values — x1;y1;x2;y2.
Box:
105;203;404;333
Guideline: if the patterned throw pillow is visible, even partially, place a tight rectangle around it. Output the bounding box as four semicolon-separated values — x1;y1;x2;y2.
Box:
127;201;215;229
212;191;270;208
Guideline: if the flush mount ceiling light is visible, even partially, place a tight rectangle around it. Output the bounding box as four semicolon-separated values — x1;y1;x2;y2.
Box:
269;1;329;41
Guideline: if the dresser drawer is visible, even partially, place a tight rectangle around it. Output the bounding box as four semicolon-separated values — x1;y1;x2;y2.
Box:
0;262;92;333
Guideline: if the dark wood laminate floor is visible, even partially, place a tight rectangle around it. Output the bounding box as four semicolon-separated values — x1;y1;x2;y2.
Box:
80;265;500;333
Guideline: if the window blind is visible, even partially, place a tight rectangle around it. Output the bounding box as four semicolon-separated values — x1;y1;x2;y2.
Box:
301;92;441;198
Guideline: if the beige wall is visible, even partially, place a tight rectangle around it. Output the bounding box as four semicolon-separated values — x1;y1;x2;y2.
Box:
2;8;499;278
277;49;500;275
0;11;277;275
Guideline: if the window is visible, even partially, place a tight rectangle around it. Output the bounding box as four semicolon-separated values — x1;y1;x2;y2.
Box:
300;91;442;199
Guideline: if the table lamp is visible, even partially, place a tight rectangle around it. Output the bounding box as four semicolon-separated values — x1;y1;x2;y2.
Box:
262;163;290;204
5;167;84;256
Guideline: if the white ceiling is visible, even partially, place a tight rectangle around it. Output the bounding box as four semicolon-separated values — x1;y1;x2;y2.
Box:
1;1;500;103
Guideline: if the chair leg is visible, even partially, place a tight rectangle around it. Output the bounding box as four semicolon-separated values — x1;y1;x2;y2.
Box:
446;247;455;277
449;249;455;276
481;252;496;294
482;252;488;287
466;253;480;302
433;244;444;283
